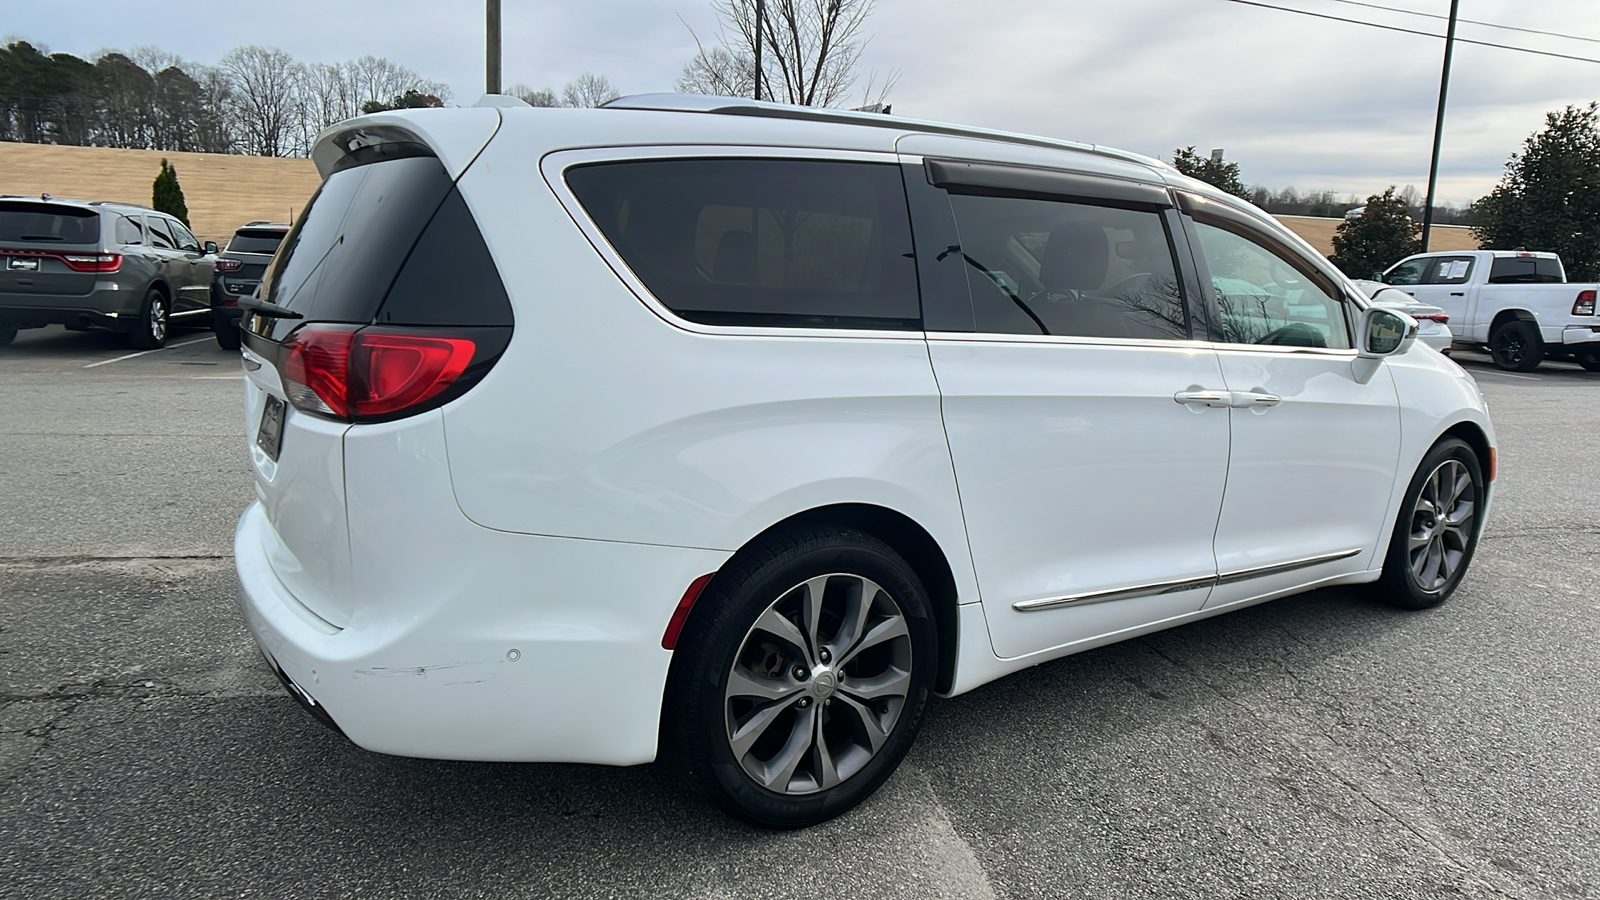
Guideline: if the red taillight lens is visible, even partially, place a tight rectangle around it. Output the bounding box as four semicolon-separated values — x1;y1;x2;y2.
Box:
1574;290;1596;316
215;259;244;273
351;332;475;417
281;325;476;421
662;573;717;650
282;326;358;418
1418;313;1449;324
61;253;122;273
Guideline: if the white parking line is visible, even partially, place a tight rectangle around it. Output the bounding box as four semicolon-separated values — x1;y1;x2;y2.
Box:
1475;370;1539;382
83;335;213;369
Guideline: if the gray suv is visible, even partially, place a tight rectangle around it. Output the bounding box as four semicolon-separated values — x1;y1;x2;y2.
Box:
0;196;217;348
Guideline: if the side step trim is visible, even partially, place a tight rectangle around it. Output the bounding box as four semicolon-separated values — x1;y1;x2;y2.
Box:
1012;547;1363;613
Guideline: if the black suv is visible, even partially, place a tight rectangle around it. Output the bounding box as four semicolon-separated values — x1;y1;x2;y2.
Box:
210;222;289;349
0;196;217;348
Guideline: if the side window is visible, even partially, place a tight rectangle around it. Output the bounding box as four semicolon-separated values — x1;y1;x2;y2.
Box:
945;193;1188;340
115;215;143;245
169;219;200;253
1192;221;1351;350
566;158;919;329
1384;260;1424;285
1488;256;1563;284
145;217;175;250
1425;256;1474;284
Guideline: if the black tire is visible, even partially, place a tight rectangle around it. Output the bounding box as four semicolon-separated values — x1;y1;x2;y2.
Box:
128;288;169;350
1373;437;1485;610
0;325;16;347
1488;319;1543;372
1577;349;1600;373
214;319;241;350
666;527;937;829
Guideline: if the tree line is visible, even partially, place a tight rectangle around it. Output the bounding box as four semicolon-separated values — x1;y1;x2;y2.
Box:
0;40;455;157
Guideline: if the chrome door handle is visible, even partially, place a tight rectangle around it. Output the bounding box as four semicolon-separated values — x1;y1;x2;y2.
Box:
1231;390;1281;408
1174;389;1232;408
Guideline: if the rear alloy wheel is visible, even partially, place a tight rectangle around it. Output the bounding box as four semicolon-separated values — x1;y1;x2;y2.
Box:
1488;319;1542;372
668;528;936;828
129;288;169;350
1374;437;1484;609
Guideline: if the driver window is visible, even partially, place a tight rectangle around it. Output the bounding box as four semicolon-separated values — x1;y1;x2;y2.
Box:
170;220;201;253
1384;260;1423;286
1192;221;1351;350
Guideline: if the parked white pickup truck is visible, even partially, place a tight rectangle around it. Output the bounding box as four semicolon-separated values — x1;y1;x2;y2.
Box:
1374;250;1600;372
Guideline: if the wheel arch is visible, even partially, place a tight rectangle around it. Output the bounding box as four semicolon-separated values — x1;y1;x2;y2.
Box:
1489;308;1537;333
146;279;173;302
691;503;962;695
1441;419;1493;483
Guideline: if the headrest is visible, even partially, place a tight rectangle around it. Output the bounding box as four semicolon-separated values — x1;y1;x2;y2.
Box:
1039;223;1109;292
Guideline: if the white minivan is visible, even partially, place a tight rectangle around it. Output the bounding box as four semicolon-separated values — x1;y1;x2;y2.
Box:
234;95;1496;828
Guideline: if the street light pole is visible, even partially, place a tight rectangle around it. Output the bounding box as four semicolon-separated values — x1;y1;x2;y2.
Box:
486;0;502;95
1421;0;1461;252
753;0;764;101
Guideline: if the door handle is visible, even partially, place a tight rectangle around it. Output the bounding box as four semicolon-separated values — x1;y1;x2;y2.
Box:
1173;389;1231;408
1450;291;1465;296
1231;390;1281;408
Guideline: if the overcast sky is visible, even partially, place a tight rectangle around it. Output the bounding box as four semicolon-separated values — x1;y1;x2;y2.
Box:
9;0;1599;205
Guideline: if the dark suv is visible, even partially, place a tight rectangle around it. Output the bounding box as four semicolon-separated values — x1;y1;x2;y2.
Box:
210;222;289;349
0;196;217;348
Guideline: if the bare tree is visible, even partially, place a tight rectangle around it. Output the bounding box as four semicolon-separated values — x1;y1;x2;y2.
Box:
221;45;302;156
678;0;886;107
506;83;560;107
561;73;620;108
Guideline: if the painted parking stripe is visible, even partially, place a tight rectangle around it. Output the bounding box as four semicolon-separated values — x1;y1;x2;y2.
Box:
83;335;213;369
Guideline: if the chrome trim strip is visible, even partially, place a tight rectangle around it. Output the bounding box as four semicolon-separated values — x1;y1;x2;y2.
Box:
1013;548;1363;613
1214;547;1362;585
1013;574;1215;612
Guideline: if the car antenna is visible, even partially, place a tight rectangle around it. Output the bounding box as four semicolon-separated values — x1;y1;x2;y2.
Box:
40;192;51;201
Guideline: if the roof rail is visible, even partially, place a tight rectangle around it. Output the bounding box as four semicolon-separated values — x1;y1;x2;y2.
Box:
89;200;156;211
600;93;1164;170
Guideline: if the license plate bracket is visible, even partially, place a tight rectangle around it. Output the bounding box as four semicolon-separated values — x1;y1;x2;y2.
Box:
257;395;286;461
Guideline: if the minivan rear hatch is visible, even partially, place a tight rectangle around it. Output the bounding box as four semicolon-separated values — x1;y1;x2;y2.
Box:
239;113;509;628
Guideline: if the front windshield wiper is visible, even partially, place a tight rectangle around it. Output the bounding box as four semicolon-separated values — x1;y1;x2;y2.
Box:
18;235;65;241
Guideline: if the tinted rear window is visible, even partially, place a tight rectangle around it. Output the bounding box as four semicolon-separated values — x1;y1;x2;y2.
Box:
257;156;454;338
566;158;920;329
1488;257;1564;284
0;203;99;244
227;230;286;254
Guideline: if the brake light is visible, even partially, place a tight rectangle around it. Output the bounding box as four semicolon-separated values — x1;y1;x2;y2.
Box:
215;259;244;273
1417;313;1449;324
1574;290;1596;316
282;325;477;420
61;253;122;273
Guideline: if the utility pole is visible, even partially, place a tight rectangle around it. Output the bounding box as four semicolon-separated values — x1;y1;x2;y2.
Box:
486;0;502;95
1421;0;1461;252
753;0;764;101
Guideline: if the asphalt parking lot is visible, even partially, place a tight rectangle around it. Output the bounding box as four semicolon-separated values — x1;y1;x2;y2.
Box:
2;325;1597;899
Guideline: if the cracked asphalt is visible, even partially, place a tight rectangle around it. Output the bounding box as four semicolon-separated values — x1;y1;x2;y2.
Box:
2;325;1597;899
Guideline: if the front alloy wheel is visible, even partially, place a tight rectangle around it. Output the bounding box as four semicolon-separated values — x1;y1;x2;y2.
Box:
667;528;935;828
1374;437;1485;609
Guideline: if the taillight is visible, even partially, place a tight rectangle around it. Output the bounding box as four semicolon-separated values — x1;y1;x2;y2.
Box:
1574;290;1596;316
61;253;121;273
215;259;244;273
281;325;477;421
1417;313;1449;324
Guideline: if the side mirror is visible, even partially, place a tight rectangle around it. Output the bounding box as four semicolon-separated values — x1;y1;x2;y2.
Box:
1369;271;1386;283
1358;307;1417;358
203;240;219;255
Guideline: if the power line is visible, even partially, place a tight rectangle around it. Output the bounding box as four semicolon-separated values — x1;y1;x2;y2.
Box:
1319;0;1600;46
1224;0;1600;65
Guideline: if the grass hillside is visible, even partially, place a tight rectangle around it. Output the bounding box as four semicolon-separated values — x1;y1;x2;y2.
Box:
1;142;1482;260
0;142;319;245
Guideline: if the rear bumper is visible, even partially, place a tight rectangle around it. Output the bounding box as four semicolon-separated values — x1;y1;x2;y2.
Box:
1559;324;1600;347
234;499;729;765
0;284;146;329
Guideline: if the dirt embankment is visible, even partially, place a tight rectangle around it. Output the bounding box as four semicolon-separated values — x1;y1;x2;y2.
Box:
1;142;1481;259
0;142;319;245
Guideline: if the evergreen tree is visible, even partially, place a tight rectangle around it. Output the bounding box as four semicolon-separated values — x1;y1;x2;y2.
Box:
151;158;190;227
1330;187;1419;278
1171;146;1251;200
1470;103;1600;280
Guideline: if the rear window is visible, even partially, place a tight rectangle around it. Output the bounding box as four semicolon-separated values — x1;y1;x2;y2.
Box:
1488;257;1564;284
566;158;920;329
227;229;287;254
0;202;99;244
